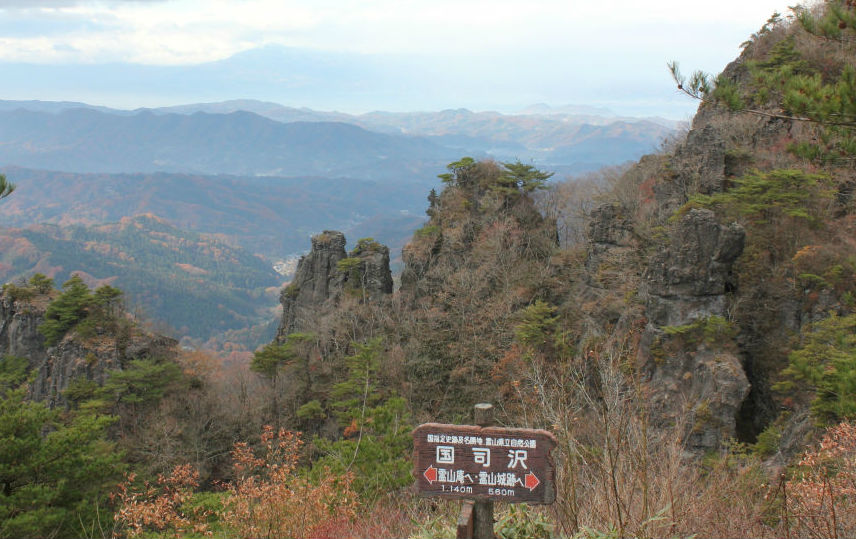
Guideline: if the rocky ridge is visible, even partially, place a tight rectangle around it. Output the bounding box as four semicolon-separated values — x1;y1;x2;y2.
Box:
277;231;392;340
0;292;178;407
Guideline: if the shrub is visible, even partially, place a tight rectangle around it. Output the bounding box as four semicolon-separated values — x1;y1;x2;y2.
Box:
495;504;553;539
783;420;856;539
28;273;54;294
282;283;300;299
296;399;325;421
114;465;212;538
223;426;357;539
414;224;440;238
752;423;783;457
115;427;358;539
351;237;383;254
39;275;93;345
661;315;737;348
1;283;34;303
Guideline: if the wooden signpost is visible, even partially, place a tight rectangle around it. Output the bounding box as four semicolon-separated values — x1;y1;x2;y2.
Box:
412;403;557;539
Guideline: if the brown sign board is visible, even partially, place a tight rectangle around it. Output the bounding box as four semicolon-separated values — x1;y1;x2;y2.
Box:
412;423;557;504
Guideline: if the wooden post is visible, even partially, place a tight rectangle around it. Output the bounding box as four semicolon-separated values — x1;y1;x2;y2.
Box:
456;500;474;539
473;403;495;539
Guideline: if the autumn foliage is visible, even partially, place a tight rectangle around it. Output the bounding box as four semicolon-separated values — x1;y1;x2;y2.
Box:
782;420;856;539
114;465;211;538
223;426;357;539
114;426;356;539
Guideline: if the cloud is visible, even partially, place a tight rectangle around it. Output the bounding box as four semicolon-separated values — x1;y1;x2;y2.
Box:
0;0;795;115
0;0;796;65
0;0;169;6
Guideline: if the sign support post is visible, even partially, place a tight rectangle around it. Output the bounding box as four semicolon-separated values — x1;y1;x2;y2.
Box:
472;403;495;539
456;500;474;539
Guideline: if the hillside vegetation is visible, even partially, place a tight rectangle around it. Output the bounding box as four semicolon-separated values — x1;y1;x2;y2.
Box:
0;167;427;261
0;214;281;342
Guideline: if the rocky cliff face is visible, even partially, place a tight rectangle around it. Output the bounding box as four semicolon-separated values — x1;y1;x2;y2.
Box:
30;332;177;405
639;208;749;452
277;231;392;339
0;291;178;407
278;231;348;337
583;118;752;452
643;209;744;328
0;295;47;363
347;240;394;300
654;125;727;213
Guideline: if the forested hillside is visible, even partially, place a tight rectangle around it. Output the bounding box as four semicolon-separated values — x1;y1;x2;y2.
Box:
3;2;856;538
0;167;427;261
0;214;282;343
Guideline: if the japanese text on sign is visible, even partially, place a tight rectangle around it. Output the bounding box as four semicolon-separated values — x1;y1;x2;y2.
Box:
413;423;556;504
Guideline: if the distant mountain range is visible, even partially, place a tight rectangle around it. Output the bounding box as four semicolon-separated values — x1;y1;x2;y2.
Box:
0;108;454;180
0;99;676;178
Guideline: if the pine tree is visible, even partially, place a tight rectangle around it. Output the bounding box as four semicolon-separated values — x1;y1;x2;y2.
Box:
312;338;412;501
669;2;856;162
0;386;121;538
39;275;93;346
0;174;13;202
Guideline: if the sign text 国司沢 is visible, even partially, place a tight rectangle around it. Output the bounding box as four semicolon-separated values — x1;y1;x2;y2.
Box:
412;423;556;504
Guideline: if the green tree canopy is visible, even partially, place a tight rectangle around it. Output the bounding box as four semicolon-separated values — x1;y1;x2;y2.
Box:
0;385;121;538
775;313;856;425
437;156;477;186
0;174;13;202
313;338;412;501
39;275;93;346
670;3;856;162
495;161;553;195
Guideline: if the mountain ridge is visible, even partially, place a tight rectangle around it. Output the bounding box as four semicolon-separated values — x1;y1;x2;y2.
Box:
0;98;676;178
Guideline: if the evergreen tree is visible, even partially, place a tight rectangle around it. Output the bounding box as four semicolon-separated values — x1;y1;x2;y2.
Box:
437;156;477;187
0;174;13;202
670;3;856;162
39;275;93;346
251;333;313;426
495;161;553;195
27;274;53;295
0;385;121;538
776;314;856;424
312;338;412;501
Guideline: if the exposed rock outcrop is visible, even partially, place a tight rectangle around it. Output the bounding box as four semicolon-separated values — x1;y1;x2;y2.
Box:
638;208;749;453
0;292;178;408
345;239;393;300
277;231;392;339
31;333;177;405
278;231;348;337
0;295;47;362
644;208;744;327
643;342;750;454
585;203;636;290
654;125;727;214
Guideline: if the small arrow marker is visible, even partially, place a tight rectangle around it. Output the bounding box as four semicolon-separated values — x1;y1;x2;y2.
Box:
524;472;540;491
424;465;437;484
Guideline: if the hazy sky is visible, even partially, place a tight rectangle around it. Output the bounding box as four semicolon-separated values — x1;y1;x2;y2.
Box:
0;0;796;118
